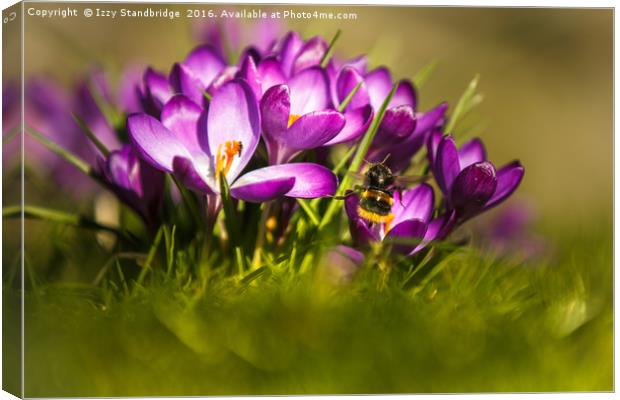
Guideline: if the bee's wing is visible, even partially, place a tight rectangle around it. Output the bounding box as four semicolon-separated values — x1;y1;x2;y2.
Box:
344;171;367;183
393;174;430;186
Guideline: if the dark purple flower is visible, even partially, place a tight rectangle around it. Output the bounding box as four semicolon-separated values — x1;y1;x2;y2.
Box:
128;79;337;203
427;132;525;222
344;183;447;255
260;67;345;164
97;144;164;227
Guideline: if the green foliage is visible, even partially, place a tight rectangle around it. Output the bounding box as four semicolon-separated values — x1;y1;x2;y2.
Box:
6;221;612;396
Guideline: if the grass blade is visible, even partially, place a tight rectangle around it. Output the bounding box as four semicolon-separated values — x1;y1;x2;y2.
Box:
26;127;93;176
338;81;363;112
3;204;125;237
72;112;110;156
320;29;342;68
136;225;164;286
297;198;320;227
445;74;481;133
413;60;438;89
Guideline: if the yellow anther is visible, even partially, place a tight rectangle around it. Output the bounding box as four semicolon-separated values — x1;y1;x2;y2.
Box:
288;114;301;128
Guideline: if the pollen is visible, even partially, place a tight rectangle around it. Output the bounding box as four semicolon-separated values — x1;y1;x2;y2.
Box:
216;140;243;178
288;114;301;128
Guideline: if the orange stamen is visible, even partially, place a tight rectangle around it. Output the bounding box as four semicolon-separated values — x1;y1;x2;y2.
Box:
288;114;301;128
215;140;243;179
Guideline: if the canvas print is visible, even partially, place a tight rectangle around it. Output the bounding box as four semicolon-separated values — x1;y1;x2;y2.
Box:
2;2;613;396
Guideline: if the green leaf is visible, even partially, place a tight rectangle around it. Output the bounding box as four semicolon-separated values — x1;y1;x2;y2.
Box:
338;81;363;112
72;112;110;156
445;74;482;134
219;173;239;244
2;127;20;145
412;60;438;89
26;127;93;177
320;29;342;68
297;198;320;227
235;246;246;275
136;225;164;286
3;204;126;238
318;83;399;230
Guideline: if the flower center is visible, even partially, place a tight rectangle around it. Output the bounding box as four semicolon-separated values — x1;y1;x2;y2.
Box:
287;114;301;128
215;140;243;179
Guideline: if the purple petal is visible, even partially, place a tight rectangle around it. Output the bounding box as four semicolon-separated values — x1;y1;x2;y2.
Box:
484;161;525;209
230;162;338;199
426;128;443;166
257;57;286;93
435;135;461;196
414;102;448;136
128;113;190;172
260;84;290;144
458;138;487;168
323;105;373;146
377;104;416;141
345;193;379;246
365;67;393;111
236;55;261;99
385;219;428;253
286;110;345;149
336;66;371;110
203;79;260;181
410;211;456;255
229;176;295;203
172;156;214;194
292;36;327;75
390;80;416;109
207;66;238;95
450;161;497;216
392;184;435;226
183;45;226;89
289;67;330;115
160;95;203;154
144;67;172;106
169;63;205;106
277;31;303;77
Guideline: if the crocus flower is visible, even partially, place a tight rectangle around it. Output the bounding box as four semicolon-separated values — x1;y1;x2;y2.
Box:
137;67;174;117
97;144;164;227
272;31;328;78
260;67;346;164
344;183;448;255
169;44;228;107
321;245;365;284
128;79;337;205
427;132;525;222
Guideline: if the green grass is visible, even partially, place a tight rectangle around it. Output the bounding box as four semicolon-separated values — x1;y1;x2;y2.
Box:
4;218;612;396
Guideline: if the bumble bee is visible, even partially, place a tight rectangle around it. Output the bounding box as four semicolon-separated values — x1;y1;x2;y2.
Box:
335;158;426;227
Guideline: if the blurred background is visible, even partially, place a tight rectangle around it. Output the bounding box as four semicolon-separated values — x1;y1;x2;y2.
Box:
12;4;612;232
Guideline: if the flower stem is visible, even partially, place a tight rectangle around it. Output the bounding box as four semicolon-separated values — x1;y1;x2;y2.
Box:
251;201;273;270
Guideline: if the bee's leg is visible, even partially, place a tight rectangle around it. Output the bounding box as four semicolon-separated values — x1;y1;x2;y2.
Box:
331;185;363;200
395;186;405;206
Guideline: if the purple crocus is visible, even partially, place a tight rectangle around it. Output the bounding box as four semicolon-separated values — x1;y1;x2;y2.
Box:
260;67;346;164
128;79;337;204
427;131;525;222
169;44;229;107
137;67;174;117
97;144;164;227
272;31;328;78
344;183;448;255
